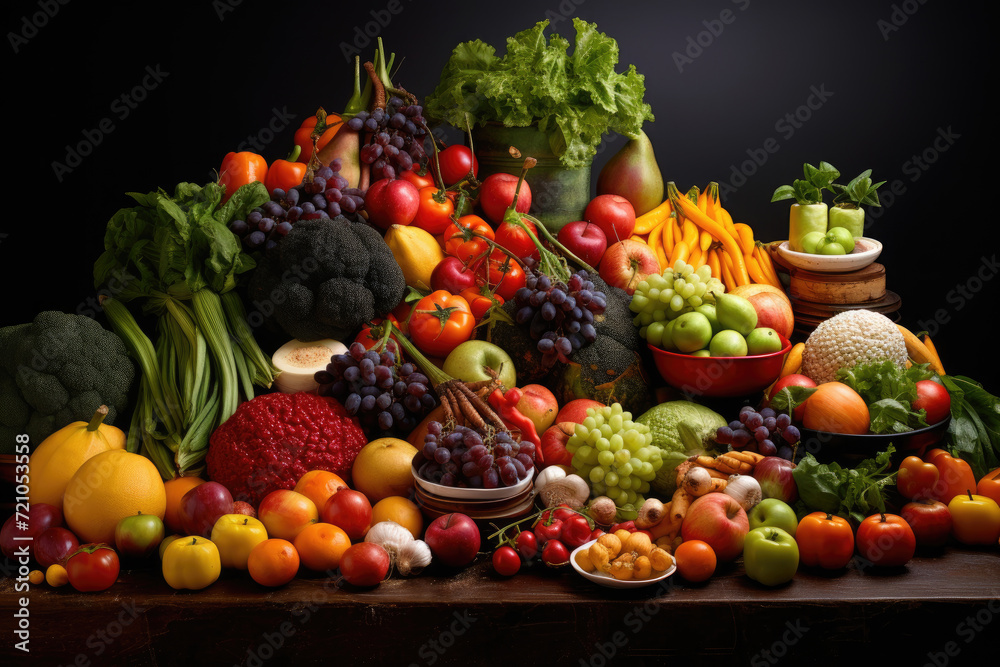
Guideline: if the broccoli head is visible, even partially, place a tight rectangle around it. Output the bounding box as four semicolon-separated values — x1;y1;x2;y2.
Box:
246;216;406;342
0;311;136;452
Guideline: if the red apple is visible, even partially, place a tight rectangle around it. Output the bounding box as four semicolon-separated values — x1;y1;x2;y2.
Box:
729;284;794;340
765;374;817;422
515;384;559;435
34;526;79;568
424;512;481;567
321;489;372;541
540;422;575;468
680;492;749;562
753;457;799;504
479;173;531;224
115;512;165;559
232;501;256;518
1;502;62;560
556;220;608;267
599;240;660;295
179;481;235;538
584;194;636;243
258;489;319;541
555;399;605;425
900;499;952;547
431;256;479;294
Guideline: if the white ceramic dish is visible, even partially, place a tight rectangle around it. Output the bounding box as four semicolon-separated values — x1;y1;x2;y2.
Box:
569;539;677;589
777;237;882;273
411;460;533;500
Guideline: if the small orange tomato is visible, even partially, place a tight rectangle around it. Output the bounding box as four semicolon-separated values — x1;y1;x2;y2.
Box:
293;522;352;572
443;215;494;264
409;290;475;358
247;539;300;587
478;249;527;302
412;187;455;235
795;512;854;570
459;286;504;322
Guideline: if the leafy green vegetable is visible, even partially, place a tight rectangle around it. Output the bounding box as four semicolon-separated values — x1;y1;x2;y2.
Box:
424;18;653;168
767;384;817;417
939;375;1000;479
836;359;934;434
792;446;897;524
770;161;840;205
832;169;886;208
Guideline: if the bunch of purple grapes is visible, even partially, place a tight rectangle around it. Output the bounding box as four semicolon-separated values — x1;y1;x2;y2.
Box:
513;266;607;366
228;159;365;253
314;341;436;436
715;405;801;460
346;97;428;182
418;423;535;489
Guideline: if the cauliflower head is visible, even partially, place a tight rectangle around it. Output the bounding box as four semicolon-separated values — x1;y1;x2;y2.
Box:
801;309;908;384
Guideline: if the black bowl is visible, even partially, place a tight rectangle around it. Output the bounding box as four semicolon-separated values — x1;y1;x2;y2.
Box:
798;415;951;467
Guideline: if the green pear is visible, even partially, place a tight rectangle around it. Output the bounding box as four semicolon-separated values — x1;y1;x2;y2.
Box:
713;292;758;336
595;129;664;216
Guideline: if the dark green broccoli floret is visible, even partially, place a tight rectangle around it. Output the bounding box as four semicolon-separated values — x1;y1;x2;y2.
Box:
246;216;406;342
0;311;136;452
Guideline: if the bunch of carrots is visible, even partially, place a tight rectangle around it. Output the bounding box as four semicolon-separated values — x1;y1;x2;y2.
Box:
630;181;782;291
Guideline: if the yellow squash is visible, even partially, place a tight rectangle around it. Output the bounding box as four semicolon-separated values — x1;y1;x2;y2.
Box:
384;224;445;292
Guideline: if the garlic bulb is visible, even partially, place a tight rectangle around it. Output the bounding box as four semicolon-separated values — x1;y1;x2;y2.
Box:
724;474;762;511
396;539;432;576
365;521;432;576
534;466;567;495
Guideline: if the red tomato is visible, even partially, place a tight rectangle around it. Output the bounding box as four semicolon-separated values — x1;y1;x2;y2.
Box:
896;455;940;501
435;145;479;186
494;217;540;261
480;172;532;224
541;539;570;566
855;513;916;567
320;489;372;542
400;164;436;190
795;511;854;570
458;286;503;322
478;250;526;302
533;516;564;547
913;379;951;425
609;521;637;533
340;542;391;587
443;215;494;264
409;290;475;358
765;373;816;422
354;321;403;360
412;186;456;235
364;178;420;229
492;545;521;576
515;530;538;561
560;514;593;549
65;543;120;592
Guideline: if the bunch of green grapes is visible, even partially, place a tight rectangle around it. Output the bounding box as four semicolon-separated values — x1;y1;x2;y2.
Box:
564;403;663;511
629;259;725;340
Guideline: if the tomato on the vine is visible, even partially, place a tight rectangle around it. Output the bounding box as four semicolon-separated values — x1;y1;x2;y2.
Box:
492;546;521;576
533;513;564;547
514;530;538;561
354;321;403;359
855;513;916;567
399;164;436;190
409;290;475;358
459;286;503;322
478;249;526;302
412;186;455;235
434;145;479;187
494;216;540;261
65;543;120;592
561;514;593;549
443;215;494;264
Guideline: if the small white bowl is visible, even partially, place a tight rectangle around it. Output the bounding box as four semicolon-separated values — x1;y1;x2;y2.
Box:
411;460;533;500
569;539;677;589
777;237;882;273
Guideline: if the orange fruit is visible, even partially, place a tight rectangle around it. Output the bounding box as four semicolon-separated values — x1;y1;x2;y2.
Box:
248;539;300;587
371;496;423;539
351;438;419;504
63;449;166;544
294;470;349;511
163;476;205;533
674;539;717;583
293;522;352;572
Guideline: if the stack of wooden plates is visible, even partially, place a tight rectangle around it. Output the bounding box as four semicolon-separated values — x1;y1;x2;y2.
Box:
411;461;536;525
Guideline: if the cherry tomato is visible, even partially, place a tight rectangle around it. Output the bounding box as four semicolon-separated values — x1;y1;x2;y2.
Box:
541;539;570;566
494;216;540;261
459;286;503;322
65;543;120;592
354;321;403;360
400;164;436;190
589;528;606;541
364;178;420;229
443;215;494;264
413;186;456;235
913;379;951;425
435;145;479;186
478;250;526;302
515;530;538;561
795;512;854;570
855;513;916;567
609;521;637;534
561;514;593;549
533;515;564;547
492;545;521;576
409;290;475;358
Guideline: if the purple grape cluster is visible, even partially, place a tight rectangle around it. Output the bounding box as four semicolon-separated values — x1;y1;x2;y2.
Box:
347;97;428;182
228;160;364;254
715;405;801;460
418;423;536;489
315;341;436;436
513;266;608;366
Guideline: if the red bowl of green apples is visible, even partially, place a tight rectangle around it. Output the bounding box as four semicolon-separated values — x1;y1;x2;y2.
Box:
649;335;793;398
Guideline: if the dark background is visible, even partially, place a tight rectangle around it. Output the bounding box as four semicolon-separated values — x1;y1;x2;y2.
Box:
3;0;995;379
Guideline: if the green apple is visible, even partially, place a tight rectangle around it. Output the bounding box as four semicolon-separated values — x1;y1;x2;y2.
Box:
115;511;166;558
825;226;855;253
694;303;722;335
800;231;826;254
691;349;711;357
443;340;517;389
671;311;713;353
743;526;799;586
708;330;748;357
746;327;783;355
817;238;847;255
748;498;799;537
661;319;678;351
